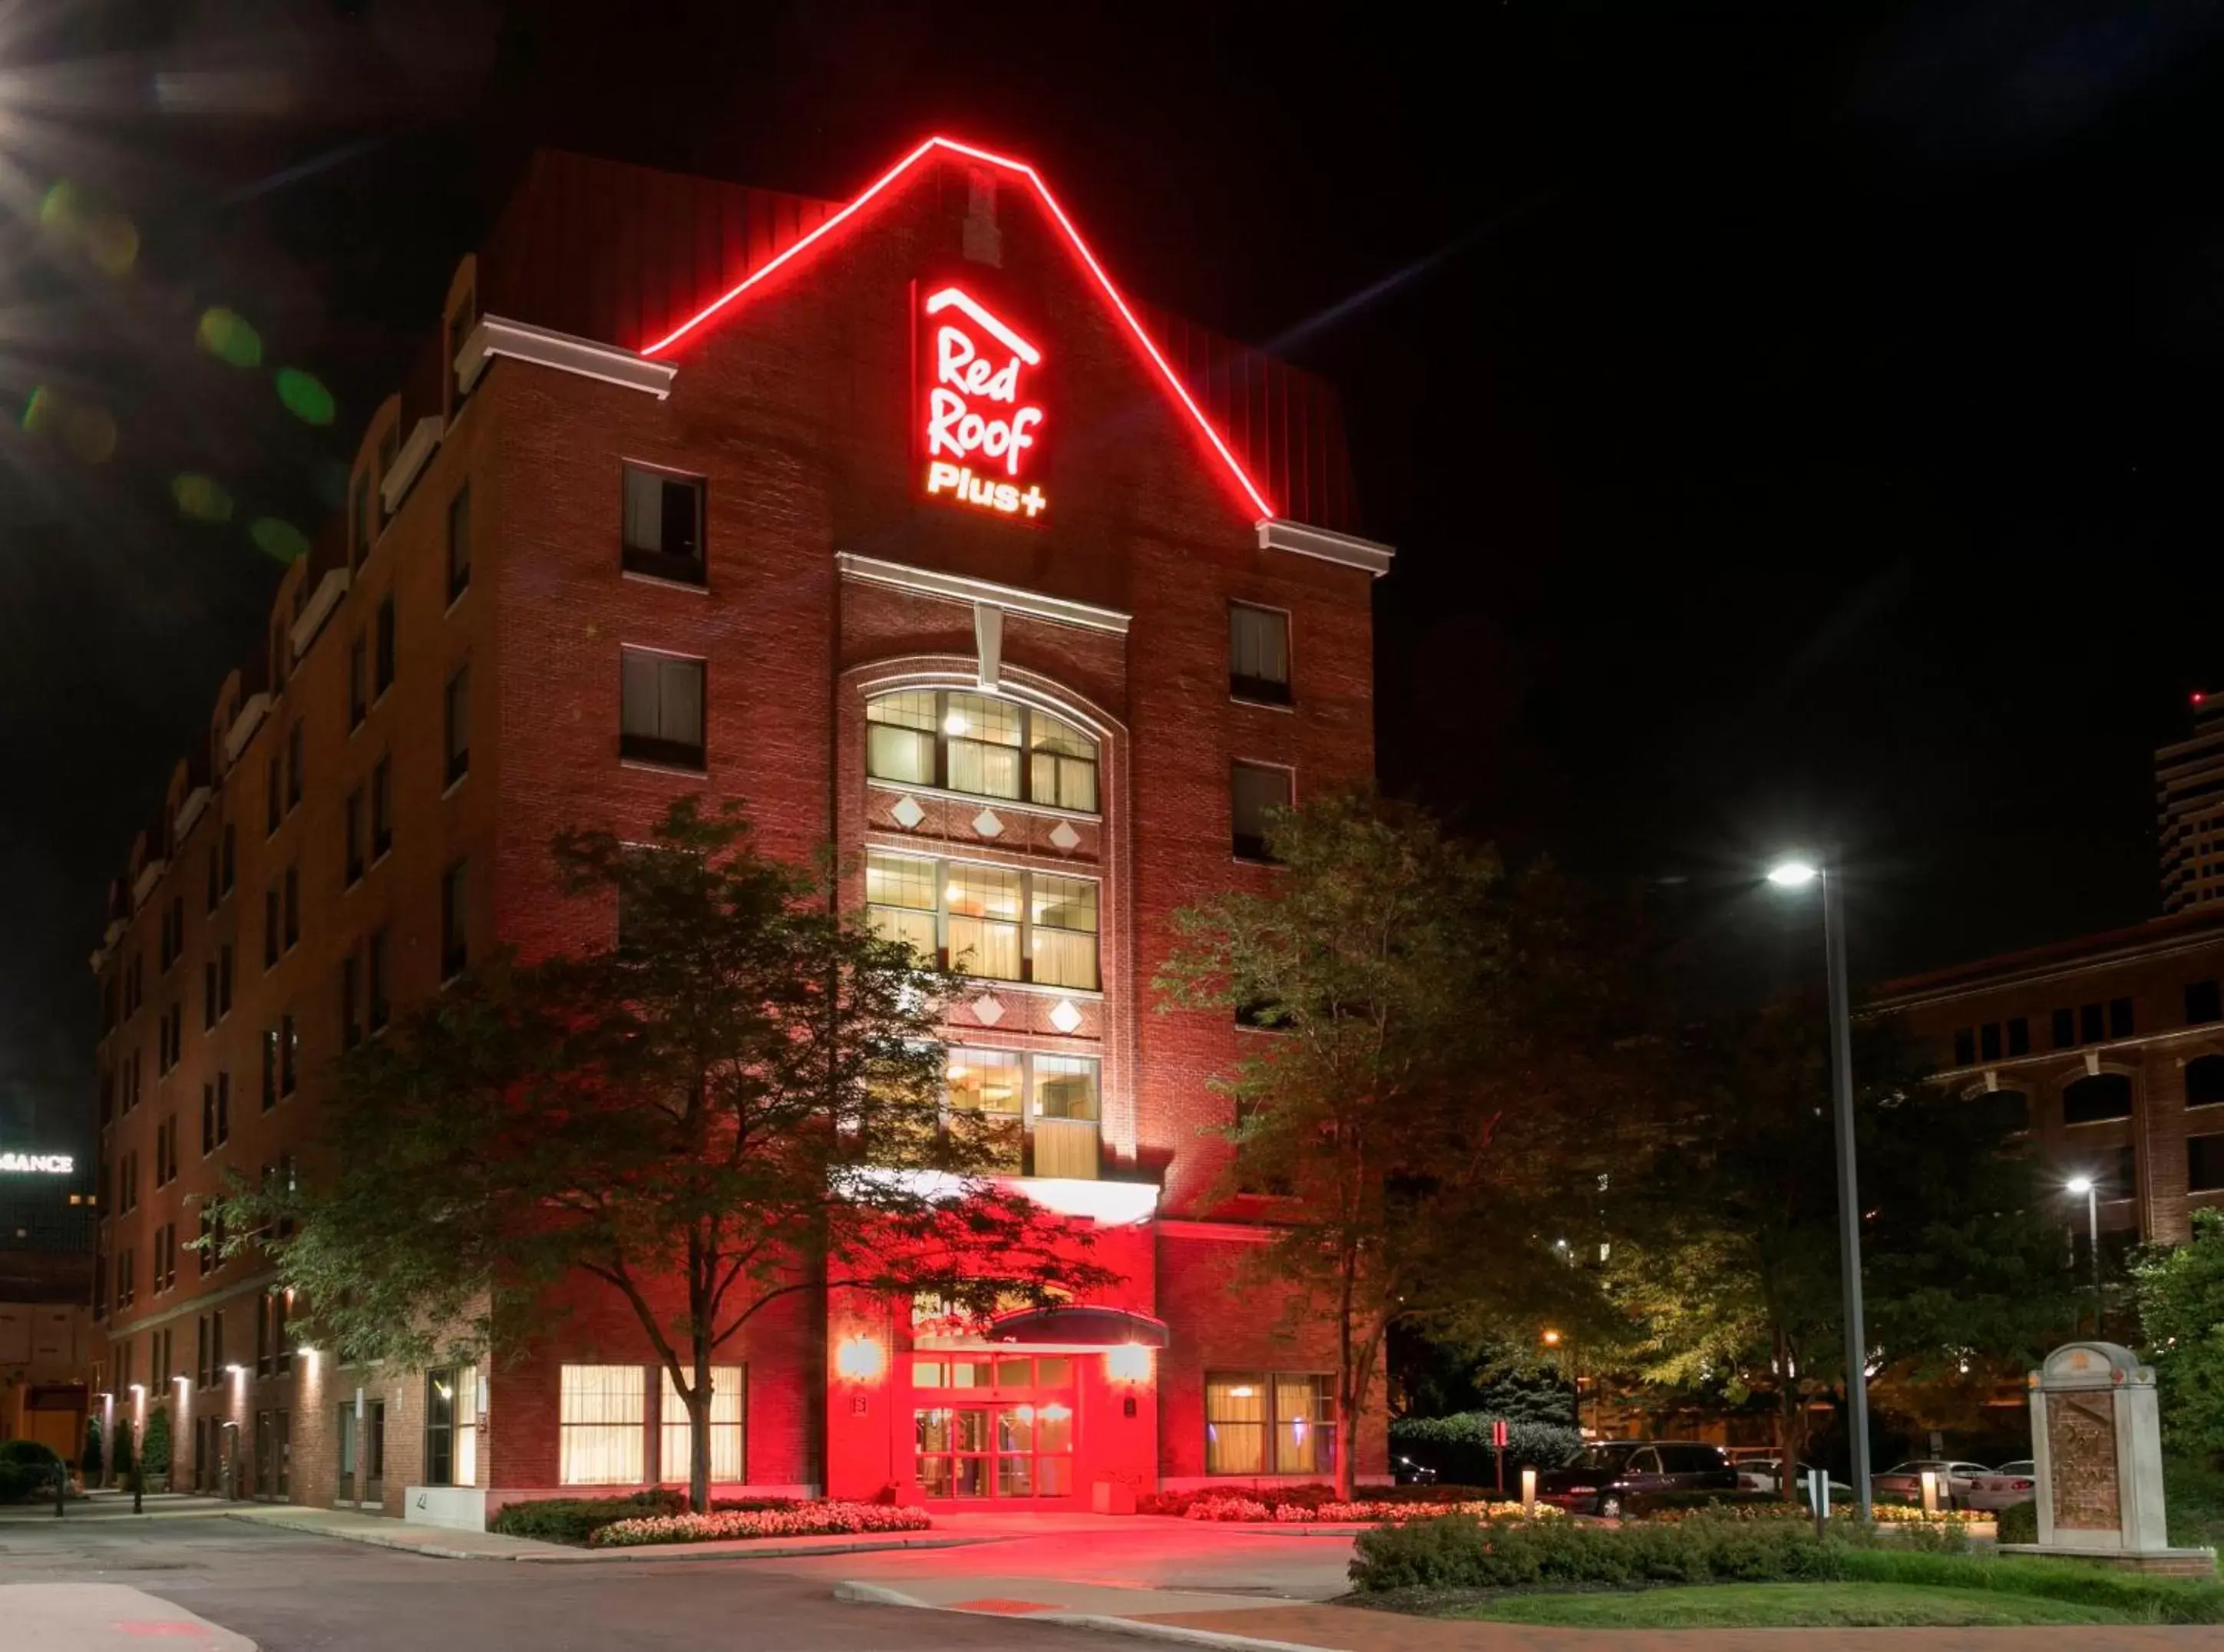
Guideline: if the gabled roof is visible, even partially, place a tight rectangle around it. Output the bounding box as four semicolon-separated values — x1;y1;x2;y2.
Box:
475;138;1361;533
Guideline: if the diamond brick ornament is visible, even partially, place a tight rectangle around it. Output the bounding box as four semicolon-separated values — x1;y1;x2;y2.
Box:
1049;997;1083;1034
972;993;1006;1026
973;808;1004;838
890;795;926;830
1049;821;1081;851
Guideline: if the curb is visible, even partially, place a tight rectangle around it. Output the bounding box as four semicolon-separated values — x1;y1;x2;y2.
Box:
226;1510;1003;1565
834;1581;1345;1652
225;1511;491;1562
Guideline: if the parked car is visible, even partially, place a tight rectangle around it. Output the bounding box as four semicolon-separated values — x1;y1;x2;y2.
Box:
1872;1459;1994;1508
1734;1457;1853;1498
1533;1441;1738;1518
1963;1459;2037;1512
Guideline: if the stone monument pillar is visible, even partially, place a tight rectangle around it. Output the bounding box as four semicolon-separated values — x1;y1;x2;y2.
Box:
1998;1340;2214;1575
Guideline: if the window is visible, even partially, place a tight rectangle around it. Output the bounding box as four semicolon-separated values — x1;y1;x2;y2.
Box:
341;954;362;1051
621;464;705;583
348;633;367;729
2052;1007;2075;1049
204;958;218;1031
2110;996;2136;1039
1231;762;1294;861
371;755;392;859
1979;1023;2001;1062
345;787;364;885
263;884;280;969
349;471;371;572
2081;1003;2106;1044
446;483;471;602
286;720;303;812
202;1073;230;1153
368;929;389;1033
864;851;1101;990
280;1012;298;1096
374;596;395;696
444;664;471;785
560;1365;645;1485
1952;1028;1975;1066
2191;1134;2224;1194
864;690;1099;813
256;1287;291;1377
2008;1016;2031;1057
2188;981;2222;1026
266;753;282;834
156;1114;176;1186
261;1026;277;1111
441;861;469;980
2189;1055;2224;1109
425;1366;481;1487
1205;1372;1335;1476
206;843;220;913
283;865;299;951
659;1366;744;1483
2062;1072;2132;1125
1229;603;1292;705
219;944;233;1019
619;649;706;769
197;1208;226;1278
377;422;398;526
221;823;235;897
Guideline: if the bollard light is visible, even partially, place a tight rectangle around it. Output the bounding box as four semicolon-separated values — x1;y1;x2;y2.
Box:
1920;1469;1940;1515
1521;1466;1537;1515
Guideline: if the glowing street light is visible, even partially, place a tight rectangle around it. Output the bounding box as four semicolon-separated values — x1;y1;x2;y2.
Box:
1768;851;1872;1524
2067;1175;2101;1326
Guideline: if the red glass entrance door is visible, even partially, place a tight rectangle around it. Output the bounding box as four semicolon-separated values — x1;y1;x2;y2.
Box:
912;1355;1076;1500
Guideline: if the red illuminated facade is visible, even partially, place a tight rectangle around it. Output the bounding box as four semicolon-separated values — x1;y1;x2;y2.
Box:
90;137;1391;1523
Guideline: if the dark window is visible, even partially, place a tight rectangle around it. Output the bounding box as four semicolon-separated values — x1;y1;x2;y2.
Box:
263;884;279;968
2062;1072;2133;1125
377;423;398;525
1228;603;1292;705
266;753;281;834
2110;996;2136;1039
280;1013;298;1095
219;944;232;1016
1231;762;1294;861
1979;1023;2001;1062
341;954;362;1051
345;788;364;885
375;596;395;696
2113;1144;2137;1200
222;823;235;895
1997;1089;2030;1132
2186;1055;2224;1108
368;929;389;1033
283;865;299;950
203;960;217;1031
2007;1016;2031;1057
371;756;392;859
441;861;468;980
621;464;706;583
444;665;471;785
2052;1008;2076;1049
619;649;706;768
1952;1028;1975;1066
286;721;302;811
2081;1003;2106;1044
349;471;371;572
2190;1133;2224;1194
261;1027;277;1111
2189;981;2222;1026
446;484;471;602
348;633;367;729
207;844;220;913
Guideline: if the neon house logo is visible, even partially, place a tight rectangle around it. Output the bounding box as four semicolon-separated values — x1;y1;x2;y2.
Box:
922;286;1048;519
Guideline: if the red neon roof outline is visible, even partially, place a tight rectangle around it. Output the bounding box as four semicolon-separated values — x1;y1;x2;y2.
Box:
637;135;1277;522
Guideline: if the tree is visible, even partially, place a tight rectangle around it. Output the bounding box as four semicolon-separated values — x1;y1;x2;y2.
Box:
1609;1005;2079;1481
141;1404;171;1486
81;1415;101;1482
1155;789;1643;1497
111;1415;132;1484
2133;1207;2224;1465
214;796;1115;1512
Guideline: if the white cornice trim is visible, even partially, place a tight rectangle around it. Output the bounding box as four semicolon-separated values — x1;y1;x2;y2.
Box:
172;786;210;845
381;415;444;514
457;316;676;401
1257;518;1395;577
289;567;349;658
835;552;1131;635
132;859;167;908
223;692;271;764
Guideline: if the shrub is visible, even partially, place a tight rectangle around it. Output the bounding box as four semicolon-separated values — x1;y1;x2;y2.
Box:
1138;1482;1503;1518
1996;1500;2038;1544
0;1439;63;1471
1390;1414;1582;1483
489;1491;686;1544
140;1407;172;1481
1181;1494;1551;1524
590;1500;931;1547
1351;1510;1842;1593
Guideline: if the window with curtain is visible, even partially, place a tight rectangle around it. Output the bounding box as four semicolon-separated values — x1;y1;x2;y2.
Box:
1231;763;1294;861
864;853;1098;989
1030;874;1099;990
1029;712;1099;811
1033;1056;1099;1121
947;865;1023;980
865;851;939;957
865;691;938;785
1273;1373;1335;1474
944;692;1023;799
560;1365;645;1485
1206;1370;1335;1476
947;1050;1026;1117
1205;1373;1267;1475
863;689;1099;814
621;465;706;584
659;1366;744;1484
620;649;706;769
1228;603;1292;705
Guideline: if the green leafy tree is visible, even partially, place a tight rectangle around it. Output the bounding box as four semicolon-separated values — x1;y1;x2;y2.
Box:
213;797;1115;1512
2133;1207;2224;1464
1156;790;1644;1496
140;1404;171;1485
1609;1005;2078;1480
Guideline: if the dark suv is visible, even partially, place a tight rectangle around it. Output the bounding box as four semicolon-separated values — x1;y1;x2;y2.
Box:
1533;1441;1737;1518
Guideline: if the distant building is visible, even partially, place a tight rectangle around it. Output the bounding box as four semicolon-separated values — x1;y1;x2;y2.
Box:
1872;908;2224;1253
2157;693;2224;914
0;1165;95;1464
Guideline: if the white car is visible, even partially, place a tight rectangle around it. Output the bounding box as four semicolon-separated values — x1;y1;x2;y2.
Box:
1963;1459;2037;1512
1872;1459;1994;1508
1736;1458;1852;1498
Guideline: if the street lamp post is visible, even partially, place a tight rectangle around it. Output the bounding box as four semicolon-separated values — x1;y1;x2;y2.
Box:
1768;857;1874;1524
2066;1175;2101;1331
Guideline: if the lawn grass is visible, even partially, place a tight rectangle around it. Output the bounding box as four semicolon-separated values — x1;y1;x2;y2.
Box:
2167;1455;2224;1551
1457;1582;2134;1628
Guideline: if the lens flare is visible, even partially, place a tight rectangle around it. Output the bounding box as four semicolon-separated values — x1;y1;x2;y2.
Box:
275;368;334;425
250;517;311;563
197;307;262;368
172;474;233;522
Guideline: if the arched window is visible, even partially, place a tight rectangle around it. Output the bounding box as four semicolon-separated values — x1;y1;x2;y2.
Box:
2061;1073;2133;1125
2186;1055;2224;1109
865;689;1099;813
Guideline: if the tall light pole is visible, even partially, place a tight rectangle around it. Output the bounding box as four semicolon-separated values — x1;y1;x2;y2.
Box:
2066;1175;2101;1330
1767;856;1873;1523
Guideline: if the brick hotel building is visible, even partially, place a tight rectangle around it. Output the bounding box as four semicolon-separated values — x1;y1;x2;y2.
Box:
88;138;1393;1521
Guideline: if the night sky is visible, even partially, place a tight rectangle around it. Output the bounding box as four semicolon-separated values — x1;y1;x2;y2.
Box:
5;2;2224;1150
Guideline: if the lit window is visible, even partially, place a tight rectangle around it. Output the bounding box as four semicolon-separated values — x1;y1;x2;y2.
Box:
659;1366;743;1484
1228;603;1291;705
947;1050;1025;1118
621;465;705;584
425;1365;480;1487
560;1364;644;1485
1033;1055;1099;1122
1030;874;1099;990
1205;1371;1334;1476
865;691;938;785
947;865;1023;981
945;692;1023;800
864;689;1098;814
864;851;938;957
620;649;706;770
1029;712;1098;812
864;852;1099;990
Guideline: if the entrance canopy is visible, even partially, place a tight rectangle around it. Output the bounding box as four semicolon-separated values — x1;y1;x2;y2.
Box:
986;1306;1169;1348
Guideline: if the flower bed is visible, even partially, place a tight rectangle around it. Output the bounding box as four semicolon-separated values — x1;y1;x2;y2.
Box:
590;1499;933;1548
1139;1483;1505;1518
1179;1492;1561;1524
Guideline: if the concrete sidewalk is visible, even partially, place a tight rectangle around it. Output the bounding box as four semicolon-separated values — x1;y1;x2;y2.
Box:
0;1581;253;1651
223;1502;1000;1564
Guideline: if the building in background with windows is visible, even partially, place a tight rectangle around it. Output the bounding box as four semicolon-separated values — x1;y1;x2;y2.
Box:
1872;908;2224;1257
2160;692;2224;913
88;137;1390;1525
